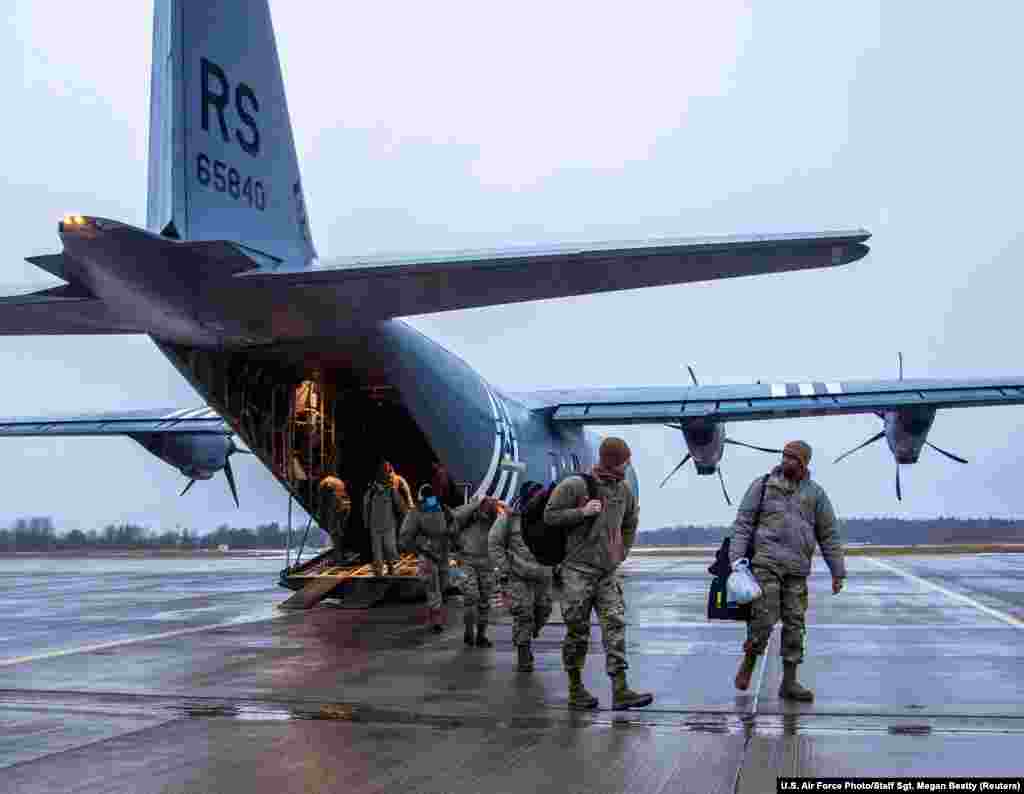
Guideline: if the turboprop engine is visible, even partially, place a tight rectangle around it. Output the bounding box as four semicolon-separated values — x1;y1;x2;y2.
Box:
833;354;968;500
659;367;782;504
128;432;251;506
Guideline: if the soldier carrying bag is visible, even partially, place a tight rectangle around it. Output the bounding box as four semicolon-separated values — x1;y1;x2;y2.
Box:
707;473;769;622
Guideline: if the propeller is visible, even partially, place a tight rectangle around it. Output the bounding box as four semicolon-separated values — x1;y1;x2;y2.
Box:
659;453;691;488
724;439;784;455
660;366;783;501
223;438;252;508
717;468;731;506
180;437;252;508
224;457;240;508
833;430;886;464
833;353;969;500
925;441;969;464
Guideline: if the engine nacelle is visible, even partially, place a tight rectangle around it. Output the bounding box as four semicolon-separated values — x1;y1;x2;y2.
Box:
129;432;234;479
883;407;936;464
679;418;726;475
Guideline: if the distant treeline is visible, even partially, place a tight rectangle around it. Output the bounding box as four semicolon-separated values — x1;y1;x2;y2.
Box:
4;515;1024;552
0;517;324;551
637;517;1024;546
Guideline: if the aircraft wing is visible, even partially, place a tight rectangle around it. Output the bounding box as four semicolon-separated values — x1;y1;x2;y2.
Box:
508;377;1024;424
234;229;871;319
0;407;229;437
8;223;868;338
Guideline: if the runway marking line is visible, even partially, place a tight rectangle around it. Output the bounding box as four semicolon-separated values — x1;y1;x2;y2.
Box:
865;557;1023;628
750;627;775;712
0;612;287;668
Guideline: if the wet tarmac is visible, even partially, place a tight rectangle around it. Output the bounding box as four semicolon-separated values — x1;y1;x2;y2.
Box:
1;552;1023;792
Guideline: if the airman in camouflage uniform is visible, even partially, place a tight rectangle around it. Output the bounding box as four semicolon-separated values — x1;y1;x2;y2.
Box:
431;463;460;599
452;495;501;647
488;481;554;671
318;473;351;561
363;462;406;577
399;484;454;633
544;438;653;710
729;441;847;701
391;468;415;513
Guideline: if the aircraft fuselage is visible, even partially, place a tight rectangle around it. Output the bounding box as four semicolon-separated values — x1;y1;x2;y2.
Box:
149;317;631;557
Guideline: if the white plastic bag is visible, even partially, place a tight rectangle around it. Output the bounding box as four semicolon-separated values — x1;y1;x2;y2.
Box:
726;558;762;605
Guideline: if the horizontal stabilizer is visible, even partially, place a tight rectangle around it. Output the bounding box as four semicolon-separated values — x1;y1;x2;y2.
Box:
4;283;96;301
25;254;75;283
231;229;870;320
0;289;139;336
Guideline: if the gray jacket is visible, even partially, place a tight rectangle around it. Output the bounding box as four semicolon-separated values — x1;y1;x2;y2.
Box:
451;497;494;568
544;475;639;575
398;508;452;565
488;512;552;583
729;466;846;578
362;482;405;535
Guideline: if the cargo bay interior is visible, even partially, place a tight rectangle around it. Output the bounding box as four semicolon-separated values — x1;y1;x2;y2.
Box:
164;345;461;563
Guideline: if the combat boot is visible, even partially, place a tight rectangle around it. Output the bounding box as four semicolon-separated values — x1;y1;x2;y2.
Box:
516;644;533;672
778;662;814;702
735;647;759;691
567;669;599;710
611;672;654;710
474;625;492;648
463;611;476;646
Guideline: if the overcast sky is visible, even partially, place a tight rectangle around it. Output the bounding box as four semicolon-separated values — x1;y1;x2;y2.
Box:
2;2;1023;535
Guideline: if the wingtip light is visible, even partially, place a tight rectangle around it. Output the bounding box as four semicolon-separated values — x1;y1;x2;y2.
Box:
60;214;87;229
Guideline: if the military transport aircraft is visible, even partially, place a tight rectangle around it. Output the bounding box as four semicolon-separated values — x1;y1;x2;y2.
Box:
2;0;1023;561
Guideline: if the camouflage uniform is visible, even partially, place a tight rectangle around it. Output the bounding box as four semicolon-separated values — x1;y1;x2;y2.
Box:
747;569;809;663
416;556;443;611
430;464;459;596
729;465;846;663
560;567;629;675
452;497;498;639
544;474;639;675
392;472;415;513
319;476;351;557
488;511;554;646
398;503;452;618
363;480;405;575
461;565;496;622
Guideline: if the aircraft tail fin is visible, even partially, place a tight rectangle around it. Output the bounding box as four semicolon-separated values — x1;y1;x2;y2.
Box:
147;0;316;269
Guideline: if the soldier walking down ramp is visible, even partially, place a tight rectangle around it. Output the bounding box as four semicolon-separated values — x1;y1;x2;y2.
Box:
452;495;502;648
318;472;351;562
430;462;458;598
391;465;415;513
489;481;554;672
729;440;847;701
363;461;406;576
399;484;454;633
544;437;652;710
